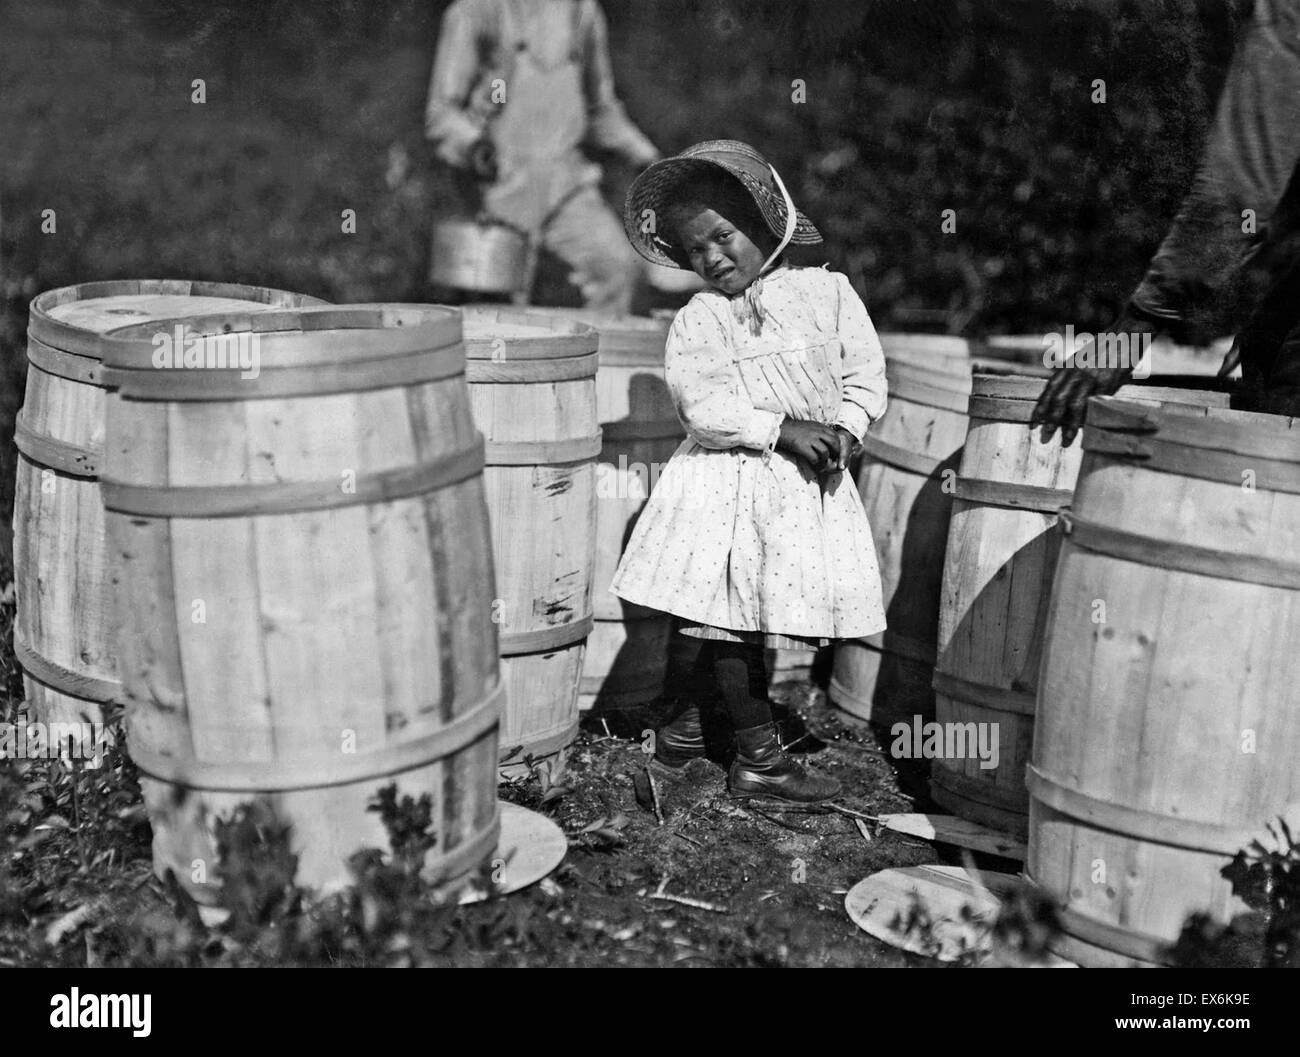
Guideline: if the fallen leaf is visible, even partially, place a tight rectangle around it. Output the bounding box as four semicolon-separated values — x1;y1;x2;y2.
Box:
45;903;96;946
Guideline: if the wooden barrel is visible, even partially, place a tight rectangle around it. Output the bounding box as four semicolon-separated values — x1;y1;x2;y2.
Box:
460;306;599;780
932;373;1230;837
522;310;678;713
98;305;501;904
1027;395;1300;967
828;336;990;725
13;280;326;752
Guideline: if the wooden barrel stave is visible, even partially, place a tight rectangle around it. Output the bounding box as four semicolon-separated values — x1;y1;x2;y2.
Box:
102;305;499;902
1029;397;1300;966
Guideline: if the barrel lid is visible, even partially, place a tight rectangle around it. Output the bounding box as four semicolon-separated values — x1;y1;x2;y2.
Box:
99;303;465;400
460;305;598;361
28;280;328;360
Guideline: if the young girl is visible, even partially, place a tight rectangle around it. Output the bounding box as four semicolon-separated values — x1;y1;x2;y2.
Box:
612;139;888;803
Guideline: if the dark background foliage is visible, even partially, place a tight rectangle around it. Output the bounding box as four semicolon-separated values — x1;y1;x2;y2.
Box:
0;0;1249;325
0;0;1251;541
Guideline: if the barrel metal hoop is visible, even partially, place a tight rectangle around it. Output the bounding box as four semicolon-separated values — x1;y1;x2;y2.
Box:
1061;512;1300;589
484;433;602;466
464;352;598;384
1025;764;1256;856
952;477;1073;514
929;765;1030;816
427;812;501;888
498;614;594;656
599;420;684;442
859;435;946;478
597;350;667;367
101;441;485;519
1084;430;1300;495
13;633;124;704
464;336;596;362
102;344;465;401
104;315;463;371
27;337;105;385
932;669;1037;716
13;414;101;478
1052;905;1172;966
966;395;1038;423
887;378;970;413
499;718;581;766
127;683;502;793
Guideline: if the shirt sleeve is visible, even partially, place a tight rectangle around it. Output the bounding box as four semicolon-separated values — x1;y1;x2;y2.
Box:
1128;0;1300;342
664;300;785;453
831;273;888;441
581;1;660;167
424;0;492;169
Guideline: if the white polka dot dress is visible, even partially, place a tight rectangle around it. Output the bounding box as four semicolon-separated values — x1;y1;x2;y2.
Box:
610;264;889;641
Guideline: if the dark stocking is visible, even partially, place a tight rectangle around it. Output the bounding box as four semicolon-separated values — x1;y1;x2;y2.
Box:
710;640;774;730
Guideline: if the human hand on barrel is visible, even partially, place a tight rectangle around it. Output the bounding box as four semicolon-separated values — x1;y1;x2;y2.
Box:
776;419;843;474
1029;313;1159;446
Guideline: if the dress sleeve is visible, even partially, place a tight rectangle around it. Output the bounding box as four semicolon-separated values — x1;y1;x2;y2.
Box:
424;0;492;169
831;273;888;441
664;300;785;452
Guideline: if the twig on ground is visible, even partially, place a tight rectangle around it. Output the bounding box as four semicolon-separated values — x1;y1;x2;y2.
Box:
853;817;873;844
649;876;727;913
644;766;665;826
650;890;728;914
824;803;881;823
674;831;703;848
741;805;804;833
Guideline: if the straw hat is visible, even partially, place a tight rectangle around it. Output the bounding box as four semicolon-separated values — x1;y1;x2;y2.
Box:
623;139;822;269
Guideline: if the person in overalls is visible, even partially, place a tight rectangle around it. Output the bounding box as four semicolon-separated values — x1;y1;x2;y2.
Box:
425;0;661;312
1032;0;1300;442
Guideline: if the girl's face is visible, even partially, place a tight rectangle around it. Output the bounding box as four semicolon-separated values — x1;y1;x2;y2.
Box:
671;202;773;297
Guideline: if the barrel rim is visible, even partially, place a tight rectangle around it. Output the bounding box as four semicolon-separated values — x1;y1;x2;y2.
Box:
460;306;599;360
1087;394;1300;461
100;303;463;367
28;280;329;359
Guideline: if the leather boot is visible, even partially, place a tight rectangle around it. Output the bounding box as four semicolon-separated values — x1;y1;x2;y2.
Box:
653;704;707;769
729;723;841;803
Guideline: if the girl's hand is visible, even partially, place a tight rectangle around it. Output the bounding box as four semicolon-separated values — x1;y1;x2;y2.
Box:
830;426;859;473
776;420;841;473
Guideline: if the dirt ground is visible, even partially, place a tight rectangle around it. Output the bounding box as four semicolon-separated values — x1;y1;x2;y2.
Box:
2;603;1000;968
498;683;947;968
